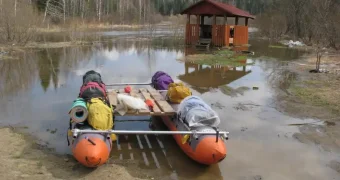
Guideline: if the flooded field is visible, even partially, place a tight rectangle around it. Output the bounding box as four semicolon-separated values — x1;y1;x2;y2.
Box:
1;35;340;180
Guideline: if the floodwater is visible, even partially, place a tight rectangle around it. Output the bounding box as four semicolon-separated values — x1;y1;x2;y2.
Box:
0;34;339;180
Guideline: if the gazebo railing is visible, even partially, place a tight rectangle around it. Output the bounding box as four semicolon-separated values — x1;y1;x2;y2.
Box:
185;24;200;45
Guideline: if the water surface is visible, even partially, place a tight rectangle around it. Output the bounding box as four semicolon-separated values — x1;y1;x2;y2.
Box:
0;37;338;180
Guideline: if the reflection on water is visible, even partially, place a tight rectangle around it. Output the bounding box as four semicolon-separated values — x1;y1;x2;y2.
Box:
248;39;308;61
179;62;252;94
1;36;338;180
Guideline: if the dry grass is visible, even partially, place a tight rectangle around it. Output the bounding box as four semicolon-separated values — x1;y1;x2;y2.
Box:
0;128;144;180
283;54;340;116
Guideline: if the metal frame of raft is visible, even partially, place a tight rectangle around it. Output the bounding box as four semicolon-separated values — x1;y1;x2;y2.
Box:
70;83;229;167
90;84;230;141
71;129;229;140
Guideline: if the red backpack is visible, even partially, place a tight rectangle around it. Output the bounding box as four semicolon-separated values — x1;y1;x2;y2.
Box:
79;81;107;100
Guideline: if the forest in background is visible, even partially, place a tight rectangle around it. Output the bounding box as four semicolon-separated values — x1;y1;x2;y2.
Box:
255;0;340;50
1;0;340;50
0;0;268;45
35;0;269;24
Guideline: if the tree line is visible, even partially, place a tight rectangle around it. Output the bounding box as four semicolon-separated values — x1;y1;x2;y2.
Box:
34;0;273;24
255;0;340;49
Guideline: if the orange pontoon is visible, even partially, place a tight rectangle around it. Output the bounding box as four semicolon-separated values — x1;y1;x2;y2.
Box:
69;125;112;168
159;92;227;165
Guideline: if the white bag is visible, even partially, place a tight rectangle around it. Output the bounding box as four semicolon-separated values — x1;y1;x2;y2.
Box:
116;94;148;115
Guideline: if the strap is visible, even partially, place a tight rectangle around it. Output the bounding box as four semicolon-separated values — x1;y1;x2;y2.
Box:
67;130;70;146
67;119;72;146
212;127;219;142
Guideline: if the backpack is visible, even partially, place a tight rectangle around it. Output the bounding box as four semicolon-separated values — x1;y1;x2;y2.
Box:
151;71;174;90
87;98;114;130
166;83;192;103
83;70;103;84
79;81;107;99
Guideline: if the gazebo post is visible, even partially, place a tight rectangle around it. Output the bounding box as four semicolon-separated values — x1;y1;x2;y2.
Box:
186;14;191;45
199;15;205;39
212;15;216;46
245;18;249;26
185;63;189;74
196;15;200;42
235;17;239;25
201;15;204;25
223;14;228;47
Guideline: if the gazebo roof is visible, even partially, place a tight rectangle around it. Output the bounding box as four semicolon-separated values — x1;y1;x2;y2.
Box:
180;0;255;19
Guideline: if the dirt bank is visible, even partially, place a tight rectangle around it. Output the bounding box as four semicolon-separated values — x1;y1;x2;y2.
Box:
0;127;145;180
272;53;340;158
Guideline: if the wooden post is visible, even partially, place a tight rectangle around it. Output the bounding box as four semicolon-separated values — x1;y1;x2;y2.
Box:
223;15;227;24
245;18;249;26
235;17;239;25
196;15;200;40
201;15;204;25
186;14;191;45
185;63;189;74
212;15;216;47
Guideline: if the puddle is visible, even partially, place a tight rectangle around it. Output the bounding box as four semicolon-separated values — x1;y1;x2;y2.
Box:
0;37;339;179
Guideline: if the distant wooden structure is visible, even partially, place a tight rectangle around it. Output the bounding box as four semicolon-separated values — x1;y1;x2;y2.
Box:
181;0;255;47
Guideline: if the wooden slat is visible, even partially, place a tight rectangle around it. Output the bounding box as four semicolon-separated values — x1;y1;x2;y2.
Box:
140;90;162;114
117;88;139;94
109;87;175;116
145;88;175;114
108;91;117;107
146;87;164;101
155;100;175;114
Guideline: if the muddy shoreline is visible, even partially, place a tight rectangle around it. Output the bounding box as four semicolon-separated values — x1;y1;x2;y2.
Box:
0;127;146;180
270;54;340;173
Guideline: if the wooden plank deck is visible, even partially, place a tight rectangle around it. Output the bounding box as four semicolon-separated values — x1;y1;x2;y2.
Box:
108;88;175;116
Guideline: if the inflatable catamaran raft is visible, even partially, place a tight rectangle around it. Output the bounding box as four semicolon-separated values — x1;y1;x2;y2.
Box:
69;72;229;167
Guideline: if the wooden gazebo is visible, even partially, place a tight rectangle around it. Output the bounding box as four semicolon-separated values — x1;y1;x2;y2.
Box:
181;0;255;47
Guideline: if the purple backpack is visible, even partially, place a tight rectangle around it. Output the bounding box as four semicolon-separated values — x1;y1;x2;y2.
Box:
151;71;174;90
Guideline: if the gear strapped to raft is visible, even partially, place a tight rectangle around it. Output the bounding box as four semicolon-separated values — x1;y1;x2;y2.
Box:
68;81;229;145
68;71;229;167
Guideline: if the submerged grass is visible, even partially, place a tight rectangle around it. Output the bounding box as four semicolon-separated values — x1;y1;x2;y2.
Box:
219;85;250;97
179;49;253;67
269;45;288;49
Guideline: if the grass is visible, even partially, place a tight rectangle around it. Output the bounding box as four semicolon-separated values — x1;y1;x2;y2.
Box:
289;77;340;114
179;49;253;67
219;85;250;97
269;45;288;49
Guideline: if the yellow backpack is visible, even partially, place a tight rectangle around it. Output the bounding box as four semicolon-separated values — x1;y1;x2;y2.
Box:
166;83;192;103
87;98;114;130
